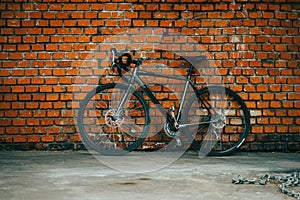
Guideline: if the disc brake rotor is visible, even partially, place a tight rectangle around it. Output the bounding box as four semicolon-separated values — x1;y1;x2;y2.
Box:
105;109;124;128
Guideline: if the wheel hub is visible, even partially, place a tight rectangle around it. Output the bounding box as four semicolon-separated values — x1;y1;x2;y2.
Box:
211;113;226;129
105;109;124;128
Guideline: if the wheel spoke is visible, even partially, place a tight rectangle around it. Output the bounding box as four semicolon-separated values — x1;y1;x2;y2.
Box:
78;83;149;155
183;86;250;156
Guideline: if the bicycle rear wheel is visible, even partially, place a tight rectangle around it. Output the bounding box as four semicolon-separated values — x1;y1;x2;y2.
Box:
78;83;150;155
183;86;250;156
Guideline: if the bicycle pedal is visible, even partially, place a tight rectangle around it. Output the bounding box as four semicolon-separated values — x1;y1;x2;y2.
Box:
131;129;136;133
168;106;175;113
176;137;182;147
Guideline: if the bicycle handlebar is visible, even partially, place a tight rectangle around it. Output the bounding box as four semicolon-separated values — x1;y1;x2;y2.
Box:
109;48;207;76
110;48;133;74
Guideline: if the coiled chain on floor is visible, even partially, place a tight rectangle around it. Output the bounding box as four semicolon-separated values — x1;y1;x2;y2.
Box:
232;172;300;200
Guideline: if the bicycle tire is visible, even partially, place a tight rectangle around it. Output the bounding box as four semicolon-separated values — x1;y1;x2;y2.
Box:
183;86;250;156
78;83;150;155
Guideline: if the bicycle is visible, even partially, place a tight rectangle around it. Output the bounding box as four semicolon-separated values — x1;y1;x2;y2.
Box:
78;48;251;156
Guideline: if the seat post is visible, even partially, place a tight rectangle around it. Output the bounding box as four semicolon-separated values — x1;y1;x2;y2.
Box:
187;64;194;80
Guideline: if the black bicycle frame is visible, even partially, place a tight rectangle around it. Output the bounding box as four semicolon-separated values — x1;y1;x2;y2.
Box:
115;63;218;129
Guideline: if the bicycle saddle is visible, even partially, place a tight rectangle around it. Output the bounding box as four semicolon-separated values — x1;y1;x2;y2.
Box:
181;55;207;63
155;49;207;63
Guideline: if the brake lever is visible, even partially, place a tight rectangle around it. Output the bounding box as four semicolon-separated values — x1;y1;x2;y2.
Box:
111;48;116;63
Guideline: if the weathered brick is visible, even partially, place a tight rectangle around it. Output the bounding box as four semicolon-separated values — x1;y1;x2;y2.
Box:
0;1;298;152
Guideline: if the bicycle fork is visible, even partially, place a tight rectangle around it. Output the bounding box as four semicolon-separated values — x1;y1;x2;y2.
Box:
114;67;140;119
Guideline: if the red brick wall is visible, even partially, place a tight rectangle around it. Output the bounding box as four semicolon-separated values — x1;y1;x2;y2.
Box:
0;0;299;151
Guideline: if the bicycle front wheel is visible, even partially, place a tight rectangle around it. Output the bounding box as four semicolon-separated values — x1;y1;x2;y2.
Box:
78;83;150;155
183;86;250;156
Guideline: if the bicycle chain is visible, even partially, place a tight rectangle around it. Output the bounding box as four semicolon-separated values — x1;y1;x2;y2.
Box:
232;172;300;200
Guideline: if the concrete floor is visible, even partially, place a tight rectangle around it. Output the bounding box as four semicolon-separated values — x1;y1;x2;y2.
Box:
0;151;299;200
